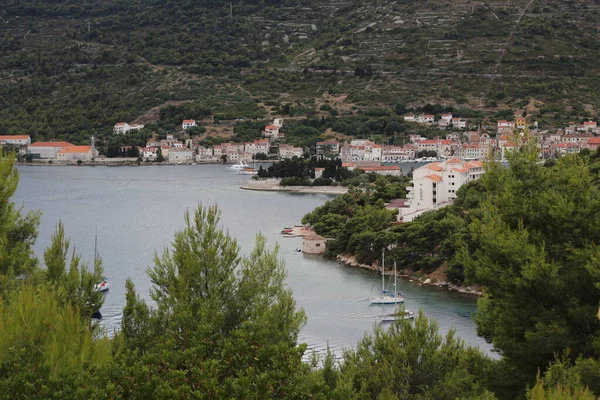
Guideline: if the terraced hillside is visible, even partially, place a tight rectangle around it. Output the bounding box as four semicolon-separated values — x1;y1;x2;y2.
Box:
0;0;598;142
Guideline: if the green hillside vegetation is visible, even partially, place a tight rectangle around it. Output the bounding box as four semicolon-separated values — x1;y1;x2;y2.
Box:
2;147;600;397
1;0;598;150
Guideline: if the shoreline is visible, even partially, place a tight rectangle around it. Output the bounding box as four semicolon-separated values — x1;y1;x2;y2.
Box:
241;179;349;195
336;254;482;296
16;160;262;167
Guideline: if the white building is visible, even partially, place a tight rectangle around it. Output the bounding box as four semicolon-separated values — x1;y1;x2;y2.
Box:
418;114;435;125
28;141;75;159
197;146;214;160
497;120;515;133
346;139;382;162
400;158;484;222
182;120;196;130
113;122;144;134
143;147;158;161
264;125;281;138
415;139;454;157
381;145;415;162
455;144;491;160
244;139;269;157
168;148;193;164
451;118;468;129
0;135;31;146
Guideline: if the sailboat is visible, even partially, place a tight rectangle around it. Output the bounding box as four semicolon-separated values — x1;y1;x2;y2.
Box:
369;250;404;304
380;261;414;322
92;227;109;293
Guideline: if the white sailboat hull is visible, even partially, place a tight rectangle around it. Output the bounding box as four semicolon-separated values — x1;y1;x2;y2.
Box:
369;296;405;304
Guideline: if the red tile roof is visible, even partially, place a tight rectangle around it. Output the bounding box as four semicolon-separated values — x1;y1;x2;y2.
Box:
361;166;401;171
30;141;74;147
0;135;30;140
425;174;443;182
57;145;91;154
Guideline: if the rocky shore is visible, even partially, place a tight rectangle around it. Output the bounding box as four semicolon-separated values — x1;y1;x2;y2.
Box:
241;178;349;195
336;254;483;296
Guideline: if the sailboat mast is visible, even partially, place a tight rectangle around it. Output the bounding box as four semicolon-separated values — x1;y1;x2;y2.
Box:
394;261;397;306
382;248;385;291
94;225;98;265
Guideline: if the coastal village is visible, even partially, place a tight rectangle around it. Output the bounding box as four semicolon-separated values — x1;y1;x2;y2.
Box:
1;114;598;165
1;113;598;228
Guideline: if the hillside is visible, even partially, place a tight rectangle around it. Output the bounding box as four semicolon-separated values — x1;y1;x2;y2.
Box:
0;0;598;145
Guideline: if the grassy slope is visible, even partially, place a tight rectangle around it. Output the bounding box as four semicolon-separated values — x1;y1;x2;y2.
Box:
0;0;598;143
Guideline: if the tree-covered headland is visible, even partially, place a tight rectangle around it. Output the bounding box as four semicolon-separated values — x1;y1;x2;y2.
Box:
1;148;600;399
304;139;600;398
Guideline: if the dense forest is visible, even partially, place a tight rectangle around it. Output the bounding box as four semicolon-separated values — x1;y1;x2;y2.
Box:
2;143;600;397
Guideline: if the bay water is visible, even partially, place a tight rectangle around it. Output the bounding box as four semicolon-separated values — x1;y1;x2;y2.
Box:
14;164;494;358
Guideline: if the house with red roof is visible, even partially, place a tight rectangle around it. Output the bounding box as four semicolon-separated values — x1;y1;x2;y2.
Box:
182;120;196;130
0;135;31;146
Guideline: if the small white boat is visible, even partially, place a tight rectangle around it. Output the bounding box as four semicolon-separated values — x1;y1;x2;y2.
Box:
380;310;415;322
94;279;109;292
228;161;250;171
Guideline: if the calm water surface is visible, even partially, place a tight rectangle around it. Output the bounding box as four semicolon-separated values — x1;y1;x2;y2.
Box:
14;164;494;357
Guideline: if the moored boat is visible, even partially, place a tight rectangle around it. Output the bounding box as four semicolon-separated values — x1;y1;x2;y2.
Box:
228;161;250;171
380;309;415;322
94;279;109;292
369;251;405;304
237;167;257;175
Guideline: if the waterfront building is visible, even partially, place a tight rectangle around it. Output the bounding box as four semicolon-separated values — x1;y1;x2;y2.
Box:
142;147;158;161
381;145;415;162
400;158;484;222
0;135;31;146
28;141;74;159
168;148;193;164
302;233;327;254
56;146;94;162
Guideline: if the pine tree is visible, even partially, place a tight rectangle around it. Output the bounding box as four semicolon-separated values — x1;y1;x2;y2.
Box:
0;151;40;294
115;204;308;397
